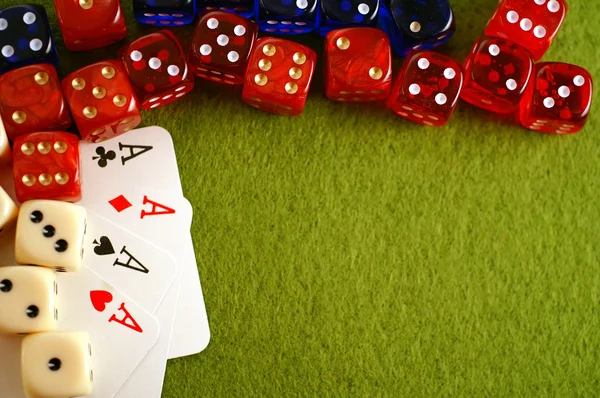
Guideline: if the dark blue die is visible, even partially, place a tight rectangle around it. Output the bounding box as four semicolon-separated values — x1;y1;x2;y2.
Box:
0;4;57;75
255;0;318;34
379;0;455;57
316;0;379;36
133;0;195;26
196;0;255;18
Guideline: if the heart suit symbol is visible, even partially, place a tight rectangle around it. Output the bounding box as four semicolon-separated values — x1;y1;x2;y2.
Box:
90;290;113;312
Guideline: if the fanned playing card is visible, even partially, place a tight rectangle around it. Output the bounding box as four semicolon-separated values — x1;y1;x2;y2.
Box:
79;126;210;359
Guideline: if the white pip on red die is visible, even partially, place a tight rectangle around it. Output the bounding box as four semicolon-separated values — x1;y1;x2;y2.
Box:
15;200;87;272
22;331;93;398
120;30;195;110
0;266;57;334
520;62;593;135
188;11;258;85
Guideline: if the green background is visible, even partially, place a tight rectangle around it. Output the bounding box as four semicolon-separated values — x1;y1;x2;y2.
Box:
7;0;600;395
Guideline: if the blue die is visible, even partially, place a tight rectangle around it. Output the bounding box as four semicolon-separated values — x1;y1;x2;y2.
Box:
378;0;455;57
255;0;318;34
316;0;380;36
0;4;58;74
196;0;255;18
133;0;196;26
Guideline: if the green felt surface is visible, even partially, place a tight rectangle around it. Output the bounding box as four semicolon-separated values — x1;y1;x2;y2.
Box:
4;0;600;395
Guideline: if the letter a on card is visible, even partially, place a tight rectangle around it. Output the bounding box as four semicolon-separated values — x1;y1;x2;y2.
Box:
140;196;176;219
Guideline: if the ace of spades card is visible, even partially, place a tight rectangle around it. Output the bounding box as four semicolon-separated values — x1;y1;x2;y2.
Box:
79;126;210;359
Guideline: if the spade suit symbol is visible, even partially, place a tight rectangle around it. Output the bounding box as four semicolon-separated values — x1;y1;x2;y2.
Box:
93;236;115;256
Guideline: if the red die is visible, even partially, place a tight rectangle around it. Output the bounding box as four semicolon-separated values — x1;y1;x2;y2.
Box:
54;0;127;51
242;38;316;116
120;31;195;110
387;50;463;126
13;132;81;203
484;0;567;61
189;11;258;85
0;64;71;142
324;28;392;103
62;61;141;143
462;37;534;114
520;62;593;135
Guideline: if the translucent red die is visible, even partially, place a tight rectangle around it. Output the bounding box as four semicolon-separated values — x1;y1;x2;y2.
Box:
53;0;127;51
242;37;316;116
520;62;593;135
62;61;141;143
0;64;71;142
120;31;195;110
461;37;534;114
188;11;258;85
324;27;392;102
387;50;463;126
484;0;567;61
13;132;81;202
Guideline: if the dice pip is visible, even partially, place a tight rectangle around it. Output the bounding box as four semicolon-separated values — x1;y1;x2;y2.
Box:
0;4;58;74
188;11;259;85
461;37;534;114
520;62;593;135
54;0;127;51
133;0;195;26
379;0;455;56
0;186;18;237
63;61;141;143
13;132;81;202
242;37;316;116
120;31;195;110
484;0;567;61
15;200;87;272
22;331;93;398
387;50;463;126
255;0;318;34
0;266;57;334
0;64;72;141
324;28;392;102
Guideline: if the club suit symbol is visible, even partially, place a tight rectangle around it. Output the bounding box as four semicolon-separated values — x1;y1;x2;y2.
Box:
92;146;116;168
93;236;115;256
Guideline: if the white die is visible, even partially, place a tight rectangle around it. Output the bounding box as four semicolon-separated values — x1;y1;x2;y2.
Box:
0;185;18;237
22;331;93;398
15;200;86;272
0;266;57;334
0;117;11;165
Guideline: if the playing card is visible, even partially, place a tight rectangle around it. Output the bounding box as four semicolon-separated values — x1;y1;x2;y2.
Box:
0;266;160;398
59;266;160;398
84;211;178;313
79;126;181;191
79;126;210;359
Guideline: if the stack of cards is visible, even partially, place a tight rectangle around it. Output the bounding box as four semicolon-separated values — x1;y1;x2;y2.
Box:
0;127;210;398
